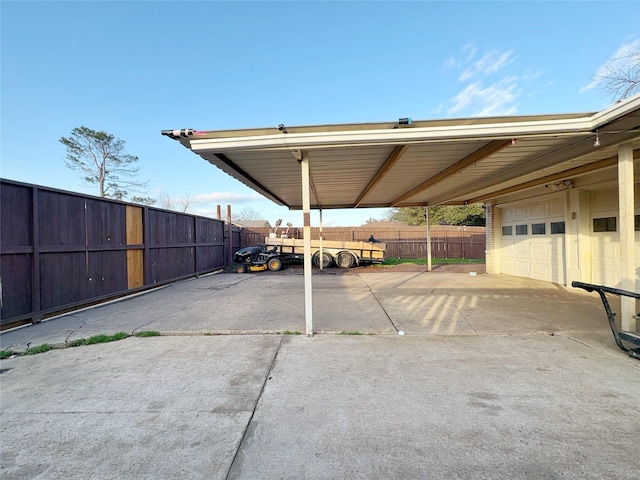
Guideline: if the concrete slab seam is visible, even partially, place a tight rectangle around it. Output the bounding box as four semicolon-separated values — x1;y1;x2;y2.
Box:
455;301;479;335
224;334;285;480
358;274;400;333
554;331;640;366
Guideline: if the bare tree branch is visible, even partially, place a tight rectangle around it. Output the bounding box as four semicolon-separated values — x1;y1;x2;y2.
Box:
595;49;640;100
60;126;152;202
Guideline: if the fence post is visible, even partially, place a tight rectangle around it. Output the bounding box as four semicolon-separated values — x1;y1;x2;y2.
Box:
444;228;448;260
143;206;151;285
194;216;199;276
462;226;466;259
31;186;42;323
227;205;233;267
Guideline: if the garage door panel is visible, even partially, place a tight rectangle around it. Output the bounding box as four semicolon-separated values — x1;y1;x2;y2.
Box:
530;203;546;217
516;260;530;275
532;261;549;277
547;200;564;217
514;207;527;218
531;241;549;256
515;241;529;254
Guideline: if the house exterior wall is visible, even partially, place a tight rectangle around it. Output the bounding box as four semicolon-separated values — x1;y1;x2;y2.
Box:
486;171;639;294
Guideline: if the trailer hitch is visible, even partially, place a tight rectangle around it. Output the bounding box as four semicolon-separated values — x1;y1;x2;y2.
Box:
572;281;640;360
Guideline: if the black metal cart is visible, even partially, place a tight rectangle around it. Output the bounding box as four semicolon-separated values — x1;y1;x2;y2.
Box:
572;281;640;359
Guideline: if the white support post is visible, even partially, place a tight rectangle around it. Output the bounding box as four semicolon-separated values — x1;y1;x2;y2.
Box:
425;207;432;272
301;152;314;336
319;209;324;271
618;143;636;332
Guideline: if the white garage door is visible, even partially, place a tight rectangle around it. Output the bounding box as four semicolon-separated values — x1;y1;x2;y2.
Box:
500;198;566;284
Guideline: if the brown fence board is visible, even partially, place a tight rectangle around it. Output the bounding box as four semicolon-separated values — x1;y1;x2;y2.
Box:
148;246;196;283
87;199;126;245
126;206;144;289
1;253;32;318
1;183;32;247
88;250;128;297
38;190;86;246
39;251;88;309
127;249;144;289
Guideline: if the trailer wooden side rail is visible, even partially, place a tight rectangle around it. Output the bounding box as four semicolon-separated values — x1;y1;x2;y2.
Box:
264;236;385;268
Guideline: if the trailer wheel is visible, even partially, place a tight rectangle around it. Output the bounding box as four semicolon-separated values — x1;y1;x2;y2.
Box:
267;257;282;272
313;252;333;268
336;251;355;269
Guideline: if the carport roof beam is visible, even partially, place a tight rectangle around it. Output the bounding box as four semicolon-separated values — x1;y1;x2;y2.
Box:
391;139;512;206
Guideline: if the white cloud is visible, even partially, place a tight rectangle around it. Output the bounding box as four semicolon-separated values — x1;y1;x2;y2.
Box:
441;43;521;116
444;42;477;70
190;191;264;204
580;38;640;93
461;42;478;61
459;49;516;81
448;78;519;117
443;56;458;69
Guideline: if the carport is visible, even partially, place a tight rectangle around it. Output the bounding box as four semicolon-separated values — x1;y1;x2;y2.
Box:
162;94;640;335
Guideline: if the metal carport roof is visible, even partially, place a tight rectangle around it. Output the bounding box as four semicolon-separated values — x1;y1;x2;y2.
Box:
162;94;640;336
162;95;640;210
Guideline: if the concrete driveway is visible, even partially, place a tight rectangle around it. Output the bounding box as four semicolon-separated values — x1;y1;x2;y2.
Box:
1;270;639;479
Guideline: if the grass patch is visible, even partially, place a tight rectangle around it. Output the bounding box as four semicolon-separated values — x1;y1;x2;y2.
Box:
339;331;362;335
68;332;129;347
280;330;301;335
134;330;160;337
25;344;52;355
382;257;484;266
0;350;16;360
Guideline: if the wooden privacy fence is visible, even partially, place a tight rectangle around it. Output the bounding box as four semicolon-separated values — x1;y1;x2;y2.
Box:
241;226;486;260
1;180;230;330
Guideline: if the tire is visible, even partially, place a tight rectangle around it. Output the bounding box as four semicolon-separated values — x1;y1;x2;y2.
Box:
336;251;355;269
236;264;246;274
313;252;333;268
267;257;282;272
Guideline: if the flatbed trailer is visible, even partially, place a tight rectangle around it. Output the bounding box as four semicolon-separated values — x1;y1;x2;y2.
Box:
264;236;385;268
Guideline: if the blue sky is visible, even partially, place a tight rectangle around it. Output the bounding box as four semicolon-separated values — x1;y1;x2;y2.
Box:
2;1;639;226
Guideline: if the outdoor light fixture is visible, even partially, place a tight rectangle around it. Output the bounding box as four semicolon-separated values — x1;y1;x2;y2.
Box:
161;129;194;138
594;129;601;147
393;117;412;129
545;180;573;191
291;149;303;161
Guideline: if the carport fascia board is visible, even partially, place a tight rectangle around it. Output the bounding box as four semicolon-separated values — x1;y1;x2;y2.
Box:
186;97;640;154
188;117;596;153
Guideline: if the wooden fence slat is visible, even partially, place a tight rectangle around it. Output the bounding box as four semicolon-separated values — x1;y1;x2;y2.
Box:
126;205;144;289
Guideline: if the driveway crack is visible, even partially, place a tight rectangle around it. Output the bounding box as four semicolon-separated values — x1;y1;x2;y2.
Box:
64;316;86;346
358;275;399;333
455;302;479;335
225;334;285;479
